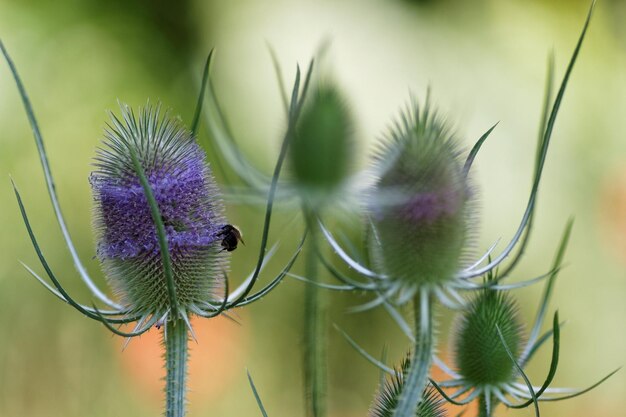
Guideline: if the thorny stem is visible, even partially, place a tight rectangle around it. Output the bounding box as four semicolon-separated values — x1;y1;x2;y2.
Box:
165;319;189;417
303;208;327;417
392;291;433;417
478;394;488;417
478;392;500;417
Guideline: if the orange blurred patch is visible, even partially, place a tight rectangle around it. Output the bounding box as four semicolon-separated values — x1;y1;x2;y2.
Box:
431;351;478;417
113;315;248;407
598;166;626;263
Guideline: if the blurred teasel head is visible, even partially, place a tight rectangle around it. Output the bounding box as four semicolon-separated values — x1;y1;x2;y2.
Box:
367;99;474;301
90;103;228;319
289;82;354;207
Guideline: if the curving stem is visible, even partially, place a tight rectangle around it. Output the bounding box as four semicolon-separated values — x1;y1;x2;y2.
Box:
165;318;189;417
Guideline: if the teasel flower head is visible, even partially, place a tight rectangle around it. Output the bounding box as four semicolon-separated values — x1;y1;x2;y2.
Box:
90;103;227;319
366;99;474;301
289;82;355;208
369;355;446;417
453;287;523;387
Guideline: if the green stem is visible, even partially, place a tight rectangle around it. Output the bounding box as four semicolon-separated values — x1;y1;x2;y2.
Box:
165;319;189;417
303;209;327;417
478;395;488;417
392;291;433;417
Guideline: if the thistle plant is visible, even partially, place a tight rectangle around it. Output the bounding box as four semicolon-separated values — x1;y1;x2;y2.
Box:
1;1;616;416
1;40;311;417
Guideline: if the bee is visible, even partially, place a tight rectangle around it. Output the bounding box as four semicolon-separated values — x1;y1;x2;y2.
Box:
217;224;245;252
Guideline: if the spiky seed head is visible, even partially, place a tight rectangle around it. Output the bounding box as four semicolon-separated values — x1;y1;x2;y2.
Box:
368;101;472;292
289;83;354;205
453;289;524;387
90;103;227;318
369;355;447;417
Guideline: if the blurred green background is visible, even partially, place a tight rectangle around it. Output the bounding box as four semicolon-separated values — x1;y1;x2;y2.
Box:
1;0;625;416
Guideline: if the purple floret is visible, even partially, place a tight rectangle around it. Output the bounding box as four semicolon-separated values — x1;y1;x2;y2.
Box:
91;143;222;260
398;188;463;224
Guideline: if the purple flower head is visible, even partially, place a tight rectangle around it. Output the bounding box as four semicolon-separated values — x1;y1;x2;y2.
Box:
90;104;227;315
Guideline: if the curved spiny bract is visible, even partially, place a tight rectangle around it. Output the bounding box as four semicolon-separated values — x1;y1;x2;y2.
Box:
453;288;524;387
90;104;227;319
369;356;447;417
368;101;473;296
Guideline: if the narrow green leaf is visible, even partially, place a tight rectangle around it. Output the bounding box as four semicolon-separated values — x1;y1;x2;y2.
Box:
234;231;306;307
497;325;540;417
429;380;472;406
536;368;621;402
247;370;270;417
510;312;561;408
334;324;395;375
465;1;594;278
12;180;107;323
191;49;214;136
126;142;179;318
497;53;555;279
20;261;139;322
522;219;573;362
463;122;499;177
93;307;158;337
0;40;120;308
266;43;289;115
229;59;315;306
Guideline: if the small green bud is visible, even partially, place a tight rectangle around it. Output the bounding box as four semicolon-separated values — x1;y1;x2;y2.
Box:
453;289;523;387
290;83;354;204
369;102;472;290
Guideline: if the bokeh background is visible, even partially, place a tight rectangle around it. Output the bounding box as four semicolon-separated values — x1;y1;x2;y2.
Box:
1;0;625;416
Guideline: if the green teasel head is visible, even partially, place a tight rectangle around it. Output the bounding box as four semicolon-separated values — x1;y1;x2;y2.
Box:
289;82;354;206
368;99;474;291
453;288;524;387
90;103;228;319
369;355;446;417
